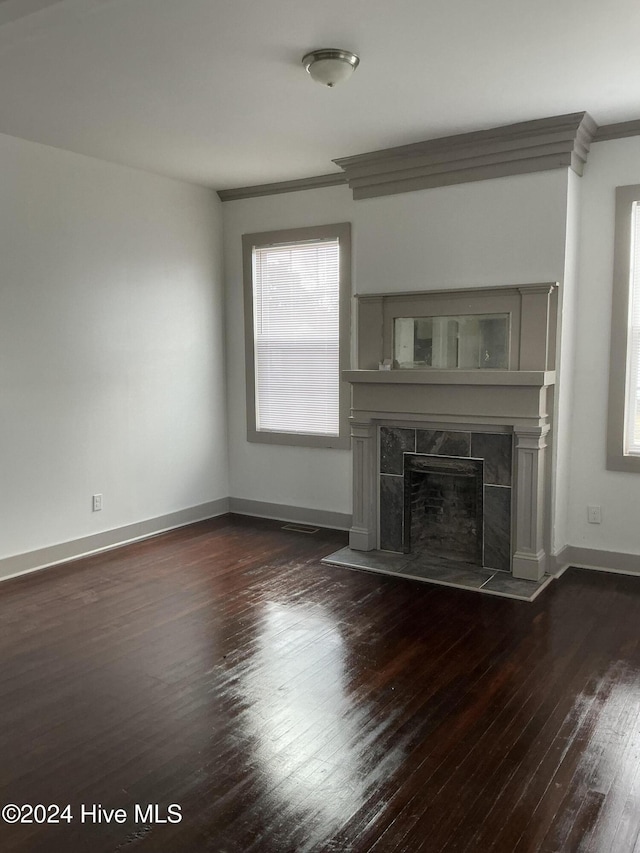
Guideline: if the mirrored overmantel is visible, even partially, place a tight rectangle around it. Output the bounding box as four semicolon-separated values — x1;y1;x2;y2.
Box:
346;283;558;582
394;313;509;370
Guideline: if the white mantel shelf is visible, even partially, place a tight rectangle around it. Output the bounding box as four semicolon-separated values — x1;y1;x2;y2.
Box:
343;370;556;387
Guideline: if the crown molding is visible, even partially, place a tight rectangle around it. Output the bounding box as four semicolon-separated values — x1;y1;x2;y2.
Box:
218;112;600;203
593;119;640;142
333;112;598;200
218;172;346;202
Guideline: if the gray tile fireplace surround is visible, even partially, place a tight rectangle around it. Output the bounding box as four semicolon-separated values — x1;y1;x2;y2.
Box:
379;426;512;572
322;424;554;602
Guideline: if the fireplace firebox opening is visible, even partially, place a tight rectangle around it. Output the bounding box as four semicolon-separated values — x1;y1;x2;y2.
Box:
403;455;484;564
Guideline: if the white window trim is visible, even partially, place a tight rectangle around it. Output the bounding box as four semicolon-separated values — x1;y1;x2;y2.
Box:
607;185;640;472
242;223;351;449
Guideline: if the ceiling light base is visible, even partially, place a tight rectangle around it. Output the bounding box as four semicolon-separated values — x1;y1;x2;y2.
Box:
302;49;360;88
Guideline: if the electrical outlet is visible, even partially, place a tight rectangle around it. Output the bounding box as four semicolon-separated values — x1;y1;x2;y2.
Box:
92;494;103;512
587;505;602;524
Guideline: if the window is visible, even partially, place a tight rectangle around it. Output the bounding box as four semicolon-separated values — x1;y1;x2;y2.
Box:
242;223;351;448
608;185;640;471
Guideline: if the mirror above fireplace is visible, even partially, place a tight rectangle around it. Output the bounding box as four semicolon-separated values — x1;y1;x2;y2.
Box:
394;313;510;370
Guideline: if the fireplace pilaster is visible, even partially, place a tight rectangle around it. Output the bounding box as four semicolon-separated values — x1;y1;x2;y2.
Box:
349;419;377;550
512;425;550;581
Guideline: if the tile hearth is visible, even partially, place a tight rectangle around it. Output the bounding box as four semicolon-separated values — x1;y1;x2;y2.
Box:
322;547;553;602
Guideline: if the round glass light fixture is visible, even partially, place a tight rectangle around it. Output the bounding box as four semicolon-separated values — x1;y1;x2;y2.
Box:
302;48;360;87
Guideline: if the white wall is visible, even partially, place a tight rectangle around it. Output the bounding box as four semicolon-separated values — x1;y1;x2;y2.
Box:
223;171;569;519
551;169;581;554
0;132;228;561
355;170;567;292
568;137;640;554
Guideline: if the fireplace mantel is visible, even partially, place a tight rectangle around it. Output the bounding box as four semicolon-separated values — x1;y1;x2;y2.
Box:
345;284;558;582
345;368;554;431
344;368;555;427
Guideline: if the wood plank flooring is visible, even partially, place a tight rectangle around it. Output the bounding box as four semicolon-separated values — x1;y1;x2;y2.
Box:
0;514;639;852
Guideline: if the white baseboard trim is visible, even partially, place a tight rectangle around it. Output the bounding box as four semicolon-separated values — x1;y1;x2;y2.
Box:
0;498;230;584
229;498;351;532
548;548;570;576
551;545;640;577
6;506;637;589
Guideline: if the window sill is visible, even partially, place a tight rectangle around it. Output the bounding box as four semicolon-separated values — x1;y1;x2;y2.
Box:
606;452;640;473
247;428;351;450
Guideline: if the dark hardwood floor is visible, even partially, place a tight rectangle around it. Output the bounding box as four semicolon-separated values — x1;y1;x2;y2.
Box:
1;515;640;852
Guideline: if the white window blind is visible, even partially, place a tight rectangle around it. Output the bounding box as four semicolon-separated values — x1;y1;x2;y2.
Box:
626;203;640;455
252;237;340;436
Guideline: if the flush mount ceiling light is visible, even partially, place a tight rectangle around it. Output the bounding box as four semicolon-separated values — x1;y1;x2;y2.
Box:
302;48;360;87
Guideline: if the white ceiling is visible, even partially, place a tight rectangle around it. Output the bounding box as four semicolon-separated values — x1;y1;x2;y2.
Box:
1;0;640;190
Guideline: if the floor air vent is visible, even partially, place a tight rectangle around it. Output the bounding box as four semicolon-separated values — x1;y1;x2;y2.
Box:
282;523;320;534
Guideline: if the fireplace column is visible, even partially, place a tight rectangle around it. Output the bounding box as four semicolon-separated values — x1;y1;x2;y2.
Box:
349;419;377;550
512;424;550;581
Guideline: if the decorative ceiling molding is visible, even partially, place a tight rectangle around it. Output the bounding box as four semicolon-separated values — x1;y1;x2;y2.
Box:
219;112;601;203
217;172;346;202
593;119;640;142
333;112;598;200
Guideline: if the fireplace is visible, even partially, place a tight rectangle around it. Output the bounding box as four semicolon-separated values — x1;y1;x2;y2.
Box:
344;283;558;581
404;455;483;563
